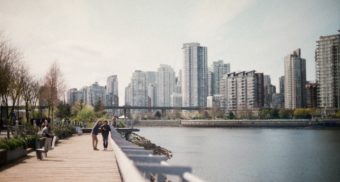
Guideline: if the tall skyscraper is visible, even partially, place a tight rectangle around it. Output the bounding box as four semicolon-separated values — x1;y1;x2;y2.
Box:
305;82;318;108
67;88;84;105
171;71;182;107
212;60;230;95
279;76;285;95
131;70;147;107
86;82;106;106
157;64;175;106
208;69;214;96
145;71;157;107
106;75;119;107
220;71;264;110
315;31;340;109
284;49;306;109
125;83;132;106
182;43;208;107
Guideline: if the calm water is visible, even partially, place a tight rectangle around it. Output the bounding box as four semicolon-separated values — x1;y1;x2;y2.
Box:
138;127;340;182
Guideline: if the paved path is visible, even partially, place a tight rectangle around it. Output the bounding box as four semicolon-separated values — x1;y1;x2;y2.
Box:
0;134;122;182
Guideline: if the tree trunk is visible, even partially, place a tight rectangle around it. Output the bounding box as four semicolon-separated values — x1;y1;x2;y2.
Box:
25;101;29;124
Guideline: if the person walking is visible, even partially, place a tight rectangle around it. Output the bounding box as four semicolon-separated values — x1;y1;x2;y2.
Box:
91;120;102;150
101;120;111;150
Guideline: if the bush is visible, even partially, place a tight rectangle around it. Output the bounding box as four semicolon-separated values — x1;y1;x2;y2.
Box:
53;125;76;139
0;135;38;150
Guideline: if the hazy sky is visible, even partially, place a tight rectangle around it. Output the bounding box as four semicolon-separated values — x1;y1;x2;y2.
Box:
0;0;339;105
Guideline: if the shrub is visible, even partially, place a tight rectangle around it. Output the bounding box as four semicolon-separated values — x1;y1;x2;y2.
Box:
53;125;76;139
0;135;38;150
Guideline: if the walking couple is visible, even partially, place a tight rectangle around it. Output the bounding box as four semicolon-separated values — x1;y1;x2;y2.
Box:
91;120;111;151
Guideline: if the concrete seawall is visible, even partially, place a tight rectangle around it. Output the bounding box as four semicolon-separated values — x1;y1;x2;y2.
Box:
132;119;340;128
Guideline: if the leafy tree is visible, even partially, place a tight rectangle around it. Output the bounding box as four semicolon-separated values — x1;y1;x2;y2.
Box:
226;111;235;119
56;102;71;119
294;108;313;119
279;109;293;119
75;105;96;124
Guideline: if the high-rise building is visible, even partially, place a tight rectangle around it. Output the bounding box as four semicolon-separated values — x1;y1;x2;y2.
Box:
208;69;214;96
220;71;264;110
66;88;77;105
131;70;147;107
279;76;285;95
284;49;306;109
315;31;340;109
145;71;157;106
305;82;318;108
171;72;182;107
147;83;157;107
86;82;106;106
182;43;208;107
125;84;132;106
212;60;230;95
264;75;276;108
106;75;119;107
157;64;175;106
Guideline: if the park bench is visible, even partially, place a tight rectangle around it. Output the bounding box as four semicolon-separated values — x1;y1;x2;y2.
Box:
35;136;57;160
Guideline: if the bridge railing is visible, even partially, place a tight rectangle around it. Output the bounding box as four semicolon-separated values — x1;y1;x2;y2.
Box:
109;126;204;182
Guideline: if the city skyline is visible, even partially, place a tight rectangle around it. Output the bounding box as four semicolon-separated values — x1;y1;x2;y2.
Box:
0;0;339;105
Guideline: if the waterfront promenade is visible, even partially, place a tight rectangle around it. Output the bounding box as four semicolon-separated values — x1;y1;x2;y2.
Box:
0;134;122;182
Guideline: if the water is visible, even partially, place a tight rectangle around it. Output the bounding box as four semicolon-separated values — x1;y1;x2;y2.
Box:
138;127;340;182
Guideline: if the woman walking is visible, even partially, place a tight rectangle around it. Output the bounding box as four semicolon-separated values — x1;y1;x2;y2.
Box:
101;120;111;150
91;120;102;150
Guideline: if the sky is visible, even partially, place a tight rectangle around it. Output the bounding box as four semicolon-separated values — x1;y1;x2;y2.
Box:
0;0;339;105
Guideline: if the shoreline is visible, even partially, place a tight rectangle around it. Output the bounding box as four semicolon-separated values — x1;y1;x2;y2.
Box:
130;119;340;128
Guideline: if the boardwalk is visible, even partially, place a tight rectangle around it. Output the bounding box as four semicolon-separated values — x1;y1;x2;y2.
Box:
0;134;122;182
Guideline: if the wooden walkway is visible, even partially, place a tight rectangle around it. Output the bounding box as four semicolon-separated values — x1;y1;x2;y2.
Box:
0;134;122;182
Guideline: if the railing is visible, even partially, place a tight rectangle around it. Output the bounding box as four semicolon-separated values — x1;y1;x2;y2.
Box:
109;126;204;182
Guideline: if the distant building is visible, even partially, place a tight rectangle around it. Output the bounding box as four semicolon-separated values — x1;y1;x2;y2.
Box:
220;70;264;110
131;70;148;107
271;93;284;109
106;75;119;107
212;60;230;95
125;83;132;106
207;95;223;108
305;82;318;108
208;69;214;96
147;83;157;107
315;31;340;109
171;72;182;107
284;49;306;109
157;64;175;106
86;82;106;106
67;88;77;105
264;75;276;108
182;43;208;107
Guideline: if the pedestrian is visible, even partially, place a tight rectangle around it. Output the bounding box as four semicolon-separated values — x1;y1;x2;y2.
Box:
112;116;117;128
101;120;111;150
91;120;102;150
41;123;53;138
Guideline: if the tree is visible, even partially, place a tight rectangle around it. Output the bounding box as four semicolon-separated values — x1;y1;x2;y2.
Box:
43;62;65;123
56;102;71;119
75;105;96;124
22;75;40;123
0;34;22;138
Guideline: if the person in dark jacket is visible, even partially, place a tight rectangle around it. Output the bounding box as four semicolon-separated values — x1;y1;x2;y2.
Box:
91;120;102;150
100;120;111;150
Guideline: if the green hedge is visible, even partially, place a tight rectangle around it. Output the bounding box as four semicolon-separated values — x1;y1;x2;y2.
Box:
0;135;38;150
53;125;76;139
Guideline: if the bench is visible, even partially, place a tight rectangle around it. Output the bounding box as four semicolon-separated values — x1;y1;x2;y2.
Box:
35;136;57;160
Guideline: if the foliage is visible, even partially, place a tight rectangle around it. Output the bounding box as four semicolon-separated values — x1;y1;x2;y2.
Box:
293;108;314;119
74;105;96;124
56;102;71;119
278;109;293;119
225;112;235;119
52;124;76;139
335;111;340;118
0;135;38;150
